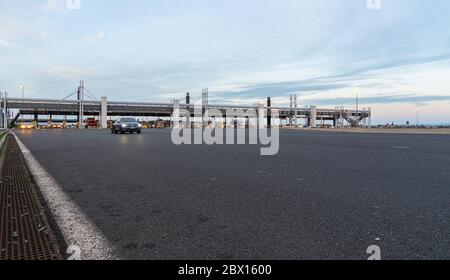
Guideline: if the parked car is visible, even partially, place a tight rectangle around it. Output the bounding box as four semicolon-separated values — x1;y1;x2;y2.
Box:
111;118;142;134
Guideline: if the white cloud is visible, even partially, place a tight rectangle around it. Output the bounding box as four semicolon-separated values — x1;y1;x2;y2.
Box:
42;0;66;12
83;31;105;43
0;18;26;48
39;29;51;40
0;40;16;48
43;65;89;79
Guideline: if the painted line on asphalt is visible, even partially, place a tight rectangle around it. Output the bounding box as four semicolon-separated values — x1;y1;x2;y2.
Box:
13;133;119;260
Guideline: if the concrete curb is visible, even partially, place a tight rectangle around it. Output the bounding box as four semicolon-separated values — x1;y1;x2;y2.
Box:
12;133;120;260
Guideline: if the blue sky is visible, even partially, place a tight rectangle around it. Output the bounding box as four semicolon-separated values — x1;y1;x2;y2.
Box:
1;0;450;124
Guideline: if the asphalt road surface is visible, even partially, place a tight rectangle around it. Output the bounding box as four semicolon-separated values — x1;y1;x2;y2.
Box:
15;129;450;260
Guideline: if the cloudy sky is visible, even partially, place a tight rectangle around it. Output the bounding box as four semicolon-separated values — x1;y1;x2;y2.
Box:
1;0;450;124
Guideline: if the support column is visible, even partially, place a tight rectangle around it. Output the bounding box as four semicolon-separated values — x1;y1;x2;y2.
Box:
310;106;317;128
258;103;263;127
172;99;180;128
78;80;85;129
289;94;293;126
3;91;8;129
202;88;209;128
294;94;298;127
186;92;190;128
100;96;108;129
77;83;81;128
34;113;38;128
267;97;272;128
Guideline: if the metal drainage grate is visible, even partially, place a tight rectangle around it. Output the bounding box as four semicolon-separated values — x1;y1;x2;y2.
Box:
0;135;62;260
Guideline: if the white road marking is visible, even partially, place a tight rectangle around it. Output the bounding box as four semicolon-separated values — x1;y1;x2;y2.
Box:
13;133;119;260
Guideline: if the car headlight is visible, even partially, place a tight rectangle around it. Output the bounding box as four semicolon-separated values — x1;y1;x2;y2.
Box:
121;124;127;128
138;124;142;128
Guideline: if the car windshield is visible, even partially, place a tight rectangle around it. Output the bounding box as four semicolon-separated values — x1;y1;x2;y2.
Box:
120;118;137;122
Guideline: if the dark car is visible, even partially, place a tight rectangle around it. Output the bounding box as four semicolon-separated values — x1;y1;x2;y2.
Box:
111;118;142;134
